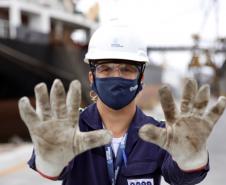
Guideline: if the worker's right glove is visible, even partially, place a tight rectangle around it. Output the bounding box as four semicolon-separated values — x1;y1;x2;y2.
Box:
18;79;112;178
139;79;226;171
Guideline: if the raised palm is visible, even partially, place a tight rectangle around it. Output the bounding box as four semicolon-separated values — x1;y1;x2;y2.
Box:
139;79;226;170
18;79;112;176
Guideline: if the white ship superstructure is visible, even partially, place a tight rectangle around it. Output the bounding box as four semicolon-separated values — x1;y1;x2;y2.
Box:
0;0;100;142
0;0;97;43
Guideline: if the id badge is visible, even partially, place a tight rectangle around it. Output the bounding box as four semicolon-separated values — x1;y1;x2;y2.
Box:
127;178;152;185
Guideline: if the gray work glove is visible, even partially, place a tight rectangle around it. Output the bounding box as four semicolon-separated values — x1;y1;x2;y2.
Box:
18;79;112;177
139;79;226;171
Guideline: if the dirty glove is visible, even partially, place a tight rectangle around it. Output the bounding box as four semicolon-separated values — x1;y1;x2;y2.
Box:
18;79;112;177
139;79;226;171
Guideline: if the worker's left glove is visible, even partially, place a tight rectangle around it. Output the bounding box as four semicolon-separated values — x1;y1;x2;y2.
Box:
139;79;226;171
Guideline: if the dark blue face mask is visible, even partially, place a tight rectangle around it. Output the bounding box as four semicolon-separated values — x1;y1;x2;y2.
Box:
92;77;142;110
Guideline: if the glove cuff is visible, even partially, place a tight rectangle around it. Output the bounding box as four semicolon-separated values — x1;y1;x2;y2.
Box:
174;149;208;171
35;156;66;178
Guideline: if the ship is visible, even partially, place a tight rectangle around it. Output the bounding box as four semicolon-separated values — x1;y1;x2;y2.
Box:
0;0;98;142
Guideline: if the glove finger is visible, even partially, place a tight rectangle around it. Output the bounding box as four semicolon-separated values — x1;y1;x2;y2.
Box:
204;96;226;127
18;97;40;130
139;124;167;149
192;84;210;116
180;79;197;113
50;79;67;119
159;86;177;125
76;130;112;154
66;80;81;127
35;82;51;121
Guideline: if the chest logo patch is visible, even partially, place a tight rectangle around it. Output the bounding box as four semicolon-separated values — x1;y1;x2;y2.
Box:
127;179;152;185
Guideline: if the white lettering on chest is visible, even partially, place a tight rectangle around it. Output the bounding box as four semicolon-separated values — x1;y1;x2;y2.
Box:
127;179;152;185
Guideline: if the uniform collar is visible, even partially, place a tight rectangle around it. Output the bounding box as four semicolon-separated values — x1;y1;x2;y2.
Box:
81;103;149;154
125;106;148;155
81;103;104;130
81;103;147;129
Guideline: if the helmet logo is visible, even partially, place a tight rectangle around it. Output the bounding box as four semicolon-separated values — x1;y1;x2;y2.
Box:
138;50;147;57
111;38;124;48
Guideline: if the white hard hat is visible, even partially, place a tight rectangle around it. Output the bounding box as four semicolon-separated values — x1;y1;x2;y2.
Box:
84;23;149;64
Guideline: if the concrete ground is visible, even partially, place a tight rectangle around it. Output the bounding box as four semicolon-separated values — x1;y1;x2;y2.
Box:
0;144;61;185
0;108;225;185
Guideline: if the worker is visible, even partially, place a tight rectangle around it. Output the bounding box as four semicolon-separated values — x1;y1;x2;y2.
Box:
18;23;226;185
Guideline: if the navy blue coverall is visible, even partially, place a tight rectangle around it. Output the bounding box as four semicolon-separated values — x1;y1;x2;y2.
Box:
28;103;209;185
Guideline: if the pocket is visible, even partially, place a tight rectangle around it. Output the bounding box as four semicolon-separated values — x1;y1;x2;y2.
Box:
121;161;158;177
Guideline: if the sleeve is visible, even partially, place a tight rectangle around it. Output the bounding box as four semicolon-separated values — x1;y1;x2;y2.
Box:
161;152;209;185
